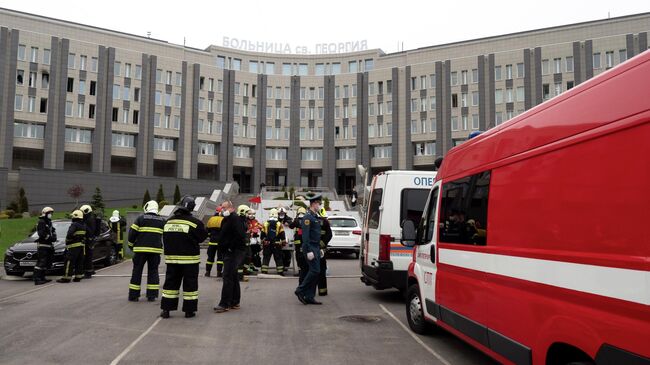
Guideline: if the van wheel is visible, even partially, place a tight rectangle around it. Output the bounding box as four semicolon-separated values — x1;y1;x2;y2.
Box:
406;285;430;334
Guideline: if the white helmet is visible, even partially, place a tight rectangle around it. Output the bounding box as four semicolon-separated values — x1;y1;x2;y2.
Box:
109;210;120;223
269;208;278;219
144;200;159;214
80;204;92;214
41;207;54;216
71;210;84;220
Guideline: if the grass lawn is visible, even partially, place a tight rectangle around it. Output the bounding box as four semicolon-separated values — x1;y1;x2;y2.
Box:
0;207;136;261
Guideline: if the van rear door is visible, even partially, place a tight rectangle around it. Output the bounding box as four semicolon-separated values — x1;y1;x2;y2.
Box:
364;177;384;268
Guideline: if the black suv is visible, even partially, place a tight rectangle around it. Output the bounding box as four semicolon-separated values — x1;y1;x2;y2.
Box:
4;219;120;277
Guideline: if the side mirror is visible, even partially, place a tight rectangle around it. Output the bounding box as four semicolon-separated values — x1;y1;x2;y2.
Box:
401;220;417;247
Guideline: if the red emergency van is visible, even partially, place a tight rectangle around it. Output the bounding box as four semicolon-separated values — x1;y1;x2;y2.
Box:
401;50;650;365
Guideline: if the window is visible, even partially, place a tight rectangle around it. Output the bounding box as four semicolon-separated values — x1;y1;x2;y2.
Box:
249;61;259;74
411;120;418;134
429;74;436;88
335;86;341;99
461;93;467;108
124;63;132;78
451;116;459;131
517;63;525;78
400;189;431;227
422;187;440;242
505;64;513;80
495;112;503;125
542;59;550;75
386;101;392;115
234;145;250;158
430;96;436;110
43;49;51;65
282;63;291;75
367;188;383;229
315;63;325;76
451;72;458;86
41;73;49;89
439;170;491;245
414;142;435;156
40;98;48;113
88;104;95;119
364;59;374;71
29;72;37;87
154;138;176;152
495;89;503;104
472;91;479;106
506;88;513;103
79;80;86;94
112;108;119;122
231;59;241;71
165;92;172;107
567;81;574;90
420;75;427;89
65;128;91;144
91;57;98;72
113;84;121;100
516;87;525;102
16;70;24;85
14;94;23;111
542;83;550;100
266;148;287;161
565;57;574;73
349;61;358;73
67;78;74;93
337;148;356;161
65;101;73;116
112;133;136;148
135;65;142;80
132;110;139;124
451;94;458;108
114;62;121;77
494;66;502;80
301;148;322;161
216;56;226;69
80;55;87;71
156;69;162;83
28;96;36;112
30;47;38;63
593;53;601;69
619;49;627;63
606;51;614;68
462;115;468;130
410;99;417;112
68;53;75;69
472;114;479;130
298;63;308;76
554;58;561;73
554;82;562;96
14;122;44;139
472;69;479;83
17;45;26;60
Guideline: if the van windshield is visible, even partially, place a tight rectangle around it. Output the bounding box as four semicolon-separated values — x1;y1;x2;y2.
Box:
400;189;430;227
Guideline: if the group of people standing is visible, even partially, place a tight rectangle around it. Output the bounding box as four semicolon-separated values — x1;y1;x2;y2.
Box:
34;204;103;285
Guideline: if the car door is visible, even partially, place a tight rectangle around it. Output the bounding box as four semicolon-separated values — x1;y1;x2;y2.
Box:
415;182;441;321
94;220;111;260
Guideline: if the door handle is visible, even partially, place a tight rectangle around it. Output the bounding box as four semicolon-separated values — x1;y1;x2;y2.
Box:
430;246;436;263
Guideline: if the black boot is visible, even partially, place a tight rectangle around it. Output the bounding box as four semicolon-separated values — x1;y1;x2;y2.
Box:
160;310;170;319
184;312;196;318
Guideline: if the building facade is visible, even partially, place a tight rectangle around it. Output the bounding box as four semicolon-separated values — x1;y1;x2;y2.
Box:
0;8;648;203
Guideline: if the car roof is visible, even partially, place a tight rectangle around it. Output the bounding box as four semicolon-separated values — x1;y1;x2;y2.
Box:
328;215;358;220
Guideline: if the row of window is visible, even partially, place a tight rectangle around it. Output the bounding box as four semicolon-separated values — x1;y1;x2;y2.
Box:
217;57;375;76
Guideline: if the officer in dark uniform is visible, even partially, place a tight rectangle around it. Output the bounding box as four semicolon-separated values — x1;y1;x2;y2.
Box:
34;207;56;285
317;208;333;296
290;207;307;281
294;195;323;305
79;204;98;279
160;196;208;319
127;200;165;302
57;210;86;283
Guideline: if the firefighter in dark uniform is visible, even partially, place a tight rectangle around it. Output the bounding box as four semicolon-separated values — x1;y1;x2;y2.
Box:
57;210;86;283
160;196;208;319
290;207;307;281
260;208;286;275
127;200;165;302
34;207;56;285
109;210;126;260
79;204;98;279
205;206;224;277
318;208;333;296
294;195;323;305
278;207;294;270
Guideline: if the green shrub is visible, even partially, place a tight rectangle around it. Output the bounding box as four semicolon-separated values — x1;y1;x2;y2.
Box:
142;190;151;207
324;197;330;211
18;187;29;213
156;184;165;204
132;205;138;209
0;214;9;220
173;185;181;205
159;200;169;209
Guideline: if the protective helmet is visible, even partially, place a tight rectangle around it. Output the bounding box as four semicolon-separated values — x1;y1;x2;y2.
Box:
296;207;307;216
318;207;328;218
278;207;287;215
237;205;250;216
216;206;223;213
269;208;278;219
109;210;120;223
41;207;54;216
144;200;159;214
71;210;84;220
80;205;92;214
179;196;196;212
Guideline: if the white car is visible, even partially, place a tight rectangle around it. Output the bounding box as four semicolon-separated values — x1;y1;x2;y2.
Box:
326;215;362;258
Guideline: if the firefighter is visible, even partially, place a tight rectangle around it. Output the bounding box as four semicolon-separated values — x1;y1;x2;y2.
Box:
205;207;224;277
214;201;248;313
109;210;126;260
317;207;333;296
236;205;252;280
290;207;307;281
260;208;286;275
127;200;165;302
278;207;294;271
294;195;323;305
160;196;208;319
56;210;86;283
79;204;98;278
34;207;56;285
246;209;263;271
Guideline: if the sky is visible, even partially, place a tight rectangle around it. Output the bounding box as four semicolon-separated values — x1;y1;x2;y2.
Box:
1;0;648;54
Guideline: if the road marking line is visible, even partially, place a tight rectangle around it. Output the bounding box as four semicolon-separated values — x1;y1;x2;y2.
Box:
0;259;131;303
379;304;453;365
110;317;162;365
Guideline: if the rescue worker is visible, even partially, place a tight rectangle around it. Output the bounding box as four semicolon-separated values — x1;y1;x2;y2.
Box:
260;208;286;275
294;195;323;305
290;207;307;281
34;207;56;285
79;204;98;278
317;207;333;296
127;200;165;302
278;207;294;270
160;196;207;319
246;209;263;271
214;201;248;313
109;210;126;260
56;210;86;283
236;205;253;280
205;207;224;277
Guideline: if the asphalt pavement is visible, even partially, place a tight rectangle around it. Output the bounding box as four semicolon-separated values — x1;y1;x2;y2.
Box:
0;252;497;365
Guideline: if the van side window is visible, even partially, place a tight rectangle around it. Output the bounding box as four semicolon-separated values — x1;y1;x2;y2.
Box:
367;188;383;229
424;188;439;243
400;189;430;227
439;171;491;245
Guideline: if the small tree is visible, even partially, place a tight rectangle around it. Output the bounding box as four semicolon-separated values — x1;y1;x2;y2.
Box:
91;187;105;214
142;189;151;207
173;184;181;205
289;186;295;201
67;184;84;208
18;187;29;214
323;197;330;211
156;184;165;204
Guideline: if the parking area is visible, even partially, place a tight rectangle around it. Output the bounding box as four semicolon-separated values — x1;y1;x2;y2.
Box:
0;252;496;365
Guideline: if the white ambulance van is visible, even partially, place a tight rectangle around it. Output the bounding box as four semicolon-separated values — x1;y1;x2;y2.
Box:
360;170;436;292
